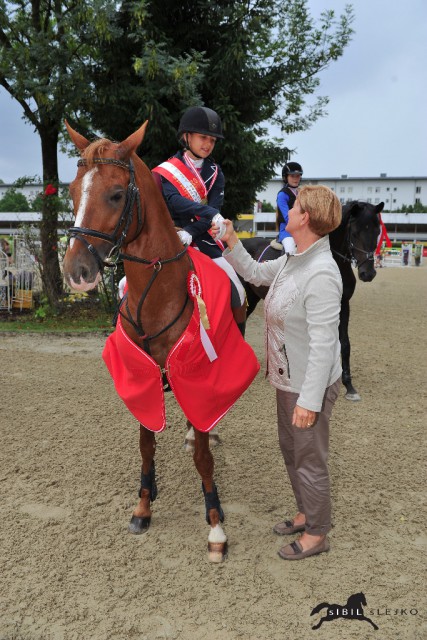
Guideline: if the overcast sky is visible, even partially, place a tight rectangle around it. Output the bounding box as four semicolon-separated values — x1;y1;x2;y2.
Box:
1;0;426;184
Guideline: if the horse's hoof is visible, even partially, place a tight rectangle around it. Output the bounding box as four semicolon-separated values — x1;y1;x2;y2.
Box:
128;514;151;535
209;433;221;448
208;540;228;563
345;392;361;401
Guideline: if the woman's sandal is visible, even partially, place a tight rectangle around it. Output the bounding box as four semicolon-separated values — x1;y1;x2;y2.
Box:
273;519;305;535
278;537;330;560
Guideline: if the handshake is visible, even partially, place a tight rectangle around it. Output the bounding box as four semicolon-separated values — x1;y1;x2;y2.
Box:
177;213;227;247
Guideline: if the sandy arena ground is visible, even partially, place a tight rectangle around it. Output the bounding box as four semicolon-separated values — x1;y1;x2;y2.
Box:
1;265;426;640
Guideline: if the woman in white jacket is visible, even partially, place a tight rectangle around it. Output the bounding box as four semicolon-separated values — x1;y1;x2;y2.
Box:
213;185;342;560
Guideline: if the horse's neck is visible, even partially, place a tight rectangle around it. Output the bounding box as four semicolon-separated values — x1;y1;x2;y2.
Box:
330;210;351;255
120;159;192;358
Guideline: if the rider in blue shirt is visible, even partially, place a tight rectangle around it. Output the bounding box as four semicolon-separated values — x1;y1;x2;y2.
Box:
277;162;303;254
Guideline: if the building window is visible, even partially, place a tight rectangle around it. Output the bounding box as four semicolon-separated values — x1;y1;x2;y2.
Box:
375;198;380;204
340;187;345;193
386;187;390;191
415;198;421;204
340;197;345;204
367;198;372;203
393;187;397;191
393;199;396;203
348;187;353;193
416;186;421;193
375;187;381;192
367;187;372;193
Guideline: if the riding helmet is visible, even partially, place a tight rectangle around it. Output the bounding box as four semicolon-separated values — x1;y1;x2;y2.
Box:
282;162;303;179
178;106;224;139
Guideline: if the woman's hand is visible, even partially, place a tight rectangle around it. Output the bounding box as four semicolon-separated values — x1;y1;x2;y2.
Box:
292;404;317;429
211;218;239;248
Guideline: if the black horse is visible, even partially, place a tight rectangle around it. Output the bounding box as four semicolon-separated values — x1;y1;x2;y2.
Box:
310;591;379;630
241;201;384;400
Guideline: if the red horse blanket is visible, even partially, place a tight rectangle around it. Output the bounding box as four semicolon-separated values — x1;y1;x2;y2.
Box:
102;249;260;432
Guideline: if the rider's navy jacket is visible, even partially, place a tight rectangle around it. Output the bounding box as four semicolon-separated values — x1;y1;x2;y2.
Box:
159;150;224;259
277;185;298;243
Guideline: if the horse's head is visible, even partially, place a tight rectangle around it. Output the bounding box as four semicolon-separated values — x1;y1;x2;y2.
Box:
62;121;148;291
349;591;367;608
346;201;383;282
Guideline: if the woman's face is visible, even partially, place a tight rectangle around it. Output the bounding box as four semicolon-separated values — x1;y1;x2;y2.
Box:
186;133;216;159
286;198;303;234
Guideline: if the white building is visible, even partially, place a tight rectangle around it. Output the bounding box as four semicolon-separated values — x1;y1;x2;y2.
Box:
256;175;426;212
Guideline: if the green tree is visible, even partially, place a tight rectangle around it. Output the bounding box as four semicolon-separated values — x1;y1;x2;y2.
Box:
0;187;31;212
399;202;427;213
0;1;206;304
87;0;354;216
0;1;115;303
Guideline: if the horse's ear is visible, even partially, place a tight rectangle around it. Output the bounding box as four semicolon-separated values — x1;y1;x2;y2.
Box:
376;201;385;213
116;121;149;160
64;120;90;151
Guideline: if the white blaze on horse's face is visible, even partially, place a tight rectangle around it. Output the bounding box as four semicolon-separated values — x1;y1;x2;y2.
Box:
68;166;102;291
70;167;98;249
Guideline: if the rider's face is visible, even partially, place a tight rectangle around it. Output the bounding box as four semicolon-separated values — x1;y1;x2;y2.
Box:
287;173;302;188
185;133;216;159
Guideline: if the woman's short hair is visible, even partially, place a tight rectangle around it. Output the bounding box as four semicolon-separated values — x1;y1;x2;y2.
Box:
298;185;341;235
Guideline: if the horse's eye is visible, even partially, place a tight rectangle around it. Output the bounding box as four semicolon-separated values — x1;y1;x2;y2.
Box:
111;192;124;203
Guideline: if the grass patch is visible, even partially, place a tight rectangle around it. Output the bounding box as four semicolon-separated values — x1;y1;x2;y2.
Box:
0;299;114;334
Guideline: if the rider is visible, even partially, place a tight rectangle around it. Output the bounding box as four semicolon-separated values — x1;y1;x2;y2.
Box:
276;162;303;255
152;106;246;312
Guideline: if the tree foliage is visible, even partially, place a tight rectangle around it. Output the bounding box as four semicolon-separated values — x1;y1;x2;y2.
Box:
86;0;354;214
0;187;31;212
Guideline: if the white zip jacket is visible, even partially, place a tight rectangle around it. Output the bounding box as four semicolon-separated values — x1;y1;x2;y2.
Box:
224;236;342;411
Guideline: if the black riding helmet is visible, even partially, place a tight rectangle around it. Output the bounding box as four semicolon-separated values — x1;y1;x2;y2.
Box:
178;106;224;140
282;162;303;180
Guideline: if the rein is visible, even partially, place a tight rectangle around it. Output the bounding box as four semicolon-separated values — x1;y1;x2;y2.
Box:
68;155;190;352
332;216;376;269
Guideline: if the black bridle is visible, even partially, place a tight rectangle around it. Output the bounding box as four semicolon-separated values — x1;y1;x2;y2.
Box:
68;157;143;270
332;215;377;269
67;156;189;351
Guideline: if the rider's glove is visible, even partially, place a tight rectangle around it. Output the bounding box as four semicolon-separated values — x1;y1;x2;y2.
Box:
177;229;193;246
212;213;226;240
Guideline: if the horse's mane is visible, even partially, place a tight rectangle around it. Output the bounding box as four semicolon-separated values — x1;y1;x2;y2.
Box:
82;138;117;165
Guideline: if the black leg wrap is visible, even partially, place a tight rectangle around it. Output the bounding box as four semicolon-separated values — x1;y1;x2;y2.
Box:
202;482;224;524
139;461;157;502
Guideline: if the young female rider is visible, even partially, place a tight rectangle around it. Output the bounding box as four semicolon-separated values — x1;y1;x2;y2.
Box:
152;106;246;317
276;162;303;255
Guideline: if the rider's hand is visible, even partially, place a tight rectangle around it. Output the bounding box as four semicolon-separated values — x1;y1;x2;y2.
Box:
211;218;238;249
177;229;192;246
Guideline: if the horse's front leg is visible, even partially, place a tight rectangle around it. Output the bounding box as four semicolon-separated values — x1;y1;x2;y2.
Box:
339;296;360;401
128;425;157;535
184;419;221;452
193;428;227;563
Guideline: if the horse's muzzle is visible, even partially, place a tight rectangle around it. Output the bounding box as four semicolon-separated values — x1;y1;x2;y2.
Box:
358;268;376;282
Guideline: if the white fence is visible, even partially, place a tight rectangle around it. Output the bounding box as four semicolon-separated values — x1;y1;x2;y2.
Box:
0;238;37;311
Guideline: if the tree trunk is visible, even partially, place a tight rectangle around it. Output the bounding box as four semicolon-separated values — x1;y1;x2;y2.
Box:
39;126;63;306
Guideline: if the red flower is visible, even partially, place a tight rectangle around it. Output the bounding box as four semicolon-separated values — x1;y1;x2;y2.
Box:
44;184;57;196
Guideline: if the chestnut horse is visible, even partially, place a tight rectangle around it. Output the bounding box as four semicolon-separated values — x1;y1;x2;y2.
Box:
62;121;258;562
241;200;383;400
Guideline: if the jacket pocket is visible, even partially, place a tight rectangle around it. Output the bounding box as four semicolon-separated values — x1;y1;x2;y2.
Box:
281;344;291;379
